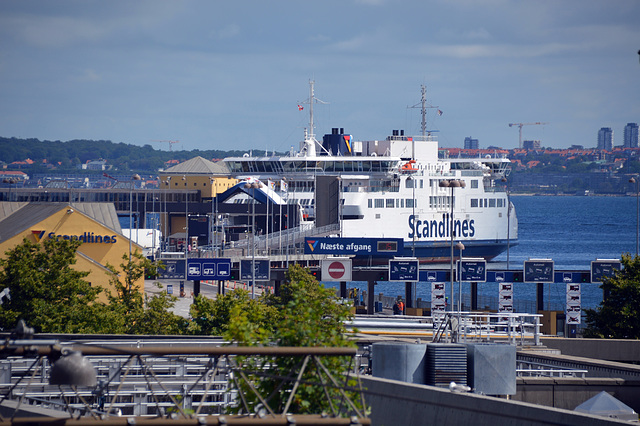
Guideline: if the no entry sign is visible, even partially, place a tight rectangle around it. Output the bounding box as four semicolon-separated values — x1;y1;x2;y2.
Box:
321;258;352;282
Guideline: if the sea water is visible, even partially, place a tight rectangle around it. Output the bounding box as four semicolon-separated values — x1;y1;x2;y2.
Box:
324;195;637;312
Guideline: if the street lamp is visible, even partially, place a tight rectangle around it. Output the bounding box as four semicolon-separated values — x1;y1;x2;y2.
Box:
244;181;261;299
501;177;511;268
407;176;416;256
630;176;639;256
439;179;466;312
214;178;218;256
455;242;465;314
129;174;141;261
163;176;171;251
183;176;189;259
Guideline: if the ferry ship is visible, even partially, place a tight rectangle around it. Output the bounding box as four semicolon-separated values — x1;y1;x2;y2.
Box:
223;82;517;262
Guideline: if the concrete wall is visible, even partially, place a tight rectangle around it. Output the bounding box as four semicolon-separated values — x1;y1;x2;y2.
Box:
541;337;640;363
360;375;631;426
514;377;640;413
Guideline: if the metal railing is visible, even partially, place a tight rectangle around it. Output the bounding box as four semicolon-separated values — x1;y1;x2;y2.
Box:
0;342;368;422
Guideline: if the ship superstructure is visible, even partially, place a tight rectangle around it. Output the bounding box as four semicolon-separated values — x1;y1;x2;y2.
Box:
222;82;517;262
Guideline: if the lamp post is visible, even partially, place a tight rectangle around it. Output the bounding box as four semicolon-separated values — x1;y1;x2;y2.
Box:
163;176;171;251
407;176;416;256
244;181;261;299
439;179;466;312
129;174;141;262
214;178;218;256
183;176;189;259
455;241;465;314
630;176;639;256
502;177;511;269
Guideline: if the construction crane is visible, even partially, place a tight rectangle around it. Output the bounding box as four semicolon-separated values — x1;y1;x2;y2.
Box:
508;123;547;149
151;140;181;152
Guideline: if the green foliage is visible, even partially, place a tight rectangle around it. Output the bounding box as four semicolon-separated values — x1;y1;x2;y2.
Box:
189;288;276;337
0;238;115;333
0;137;252;172
584;254;640;339
0;239;187;334
105;251;187;334
223;265;359;416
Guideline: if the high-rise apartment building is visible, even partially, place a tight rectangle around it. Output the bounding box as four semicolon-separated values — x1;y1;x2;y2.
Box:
464;137;479;149
597;127;613;151
624;123;639;148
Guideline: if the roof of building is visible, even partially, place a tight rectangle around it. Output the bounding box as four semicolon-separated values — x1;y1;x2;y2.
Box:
0;202;122;244
162;156;229;175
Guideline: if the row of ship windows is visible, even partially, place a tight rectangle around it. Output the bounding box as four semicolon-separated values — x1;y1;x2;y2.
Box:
367;197;505;209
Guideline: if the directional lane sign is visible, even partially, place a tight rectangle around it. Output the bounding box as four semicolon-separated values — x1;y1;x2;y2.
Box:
591;259;621;283
187;258;232;281
240;258;270;281
458;258;486;282
389;258;419;282
524;259;554;283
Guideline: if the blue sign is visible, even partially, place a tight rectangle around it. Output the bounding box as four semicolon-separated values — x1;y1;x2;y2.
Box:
304;238;403;256
458;259;486;282
187;258;232;281
240;259;270;281
158;259;186;279
591;260;621;283
389;259;419;282
524;259;554;283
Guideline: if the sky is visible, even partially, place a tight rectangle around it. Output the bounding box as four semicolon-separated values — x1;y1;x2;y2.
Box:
0;0;639;153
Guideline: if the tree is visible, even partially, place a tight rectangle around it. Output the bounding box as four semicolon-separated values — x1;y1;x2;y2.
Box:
0;238;115;333
224;265;360;416
105;251;188;335
584;254;640;338
188;288;276;336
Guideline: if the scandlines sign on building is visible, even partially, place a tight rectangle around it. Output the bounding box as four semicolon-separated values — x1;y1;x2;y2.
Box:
32;230;118;244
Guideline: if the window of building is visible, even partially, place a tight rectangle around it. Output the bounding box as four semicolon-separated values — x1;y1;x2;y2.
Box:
489;199;496;207
471;180;479;189
368;199;373;208
386;199;395;208
375;199;384;208
471;199;478;208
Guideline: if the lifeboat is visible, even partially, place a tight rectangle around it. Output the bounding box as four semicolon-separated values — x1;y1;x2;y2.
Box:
400;160;418;173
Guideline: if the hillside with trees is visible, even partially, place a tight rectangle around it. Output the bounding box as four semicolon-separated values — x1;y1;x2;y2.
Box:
0;137;254;173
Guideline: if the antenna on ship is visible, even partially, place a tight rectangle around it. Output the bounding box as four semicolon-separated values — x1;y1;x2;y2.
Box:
299;79;329;156
408;85;437;138
302;79;328;141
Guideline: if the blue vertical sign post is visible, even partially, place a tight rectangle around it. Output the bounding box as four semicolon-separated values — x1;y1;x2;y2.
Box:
524;259;554;313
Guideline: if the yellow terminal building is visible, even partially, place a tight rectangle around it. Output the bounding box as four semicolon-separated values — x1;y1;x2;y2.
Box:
0;202;144;301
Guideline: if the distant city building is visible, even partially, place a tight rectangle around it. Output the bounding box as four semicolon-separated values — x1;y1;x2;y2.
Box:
569;145;584;150
81;160;108;171
624;123;639;148
464;137;479;150
522;140;541;150
597;127;613;151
